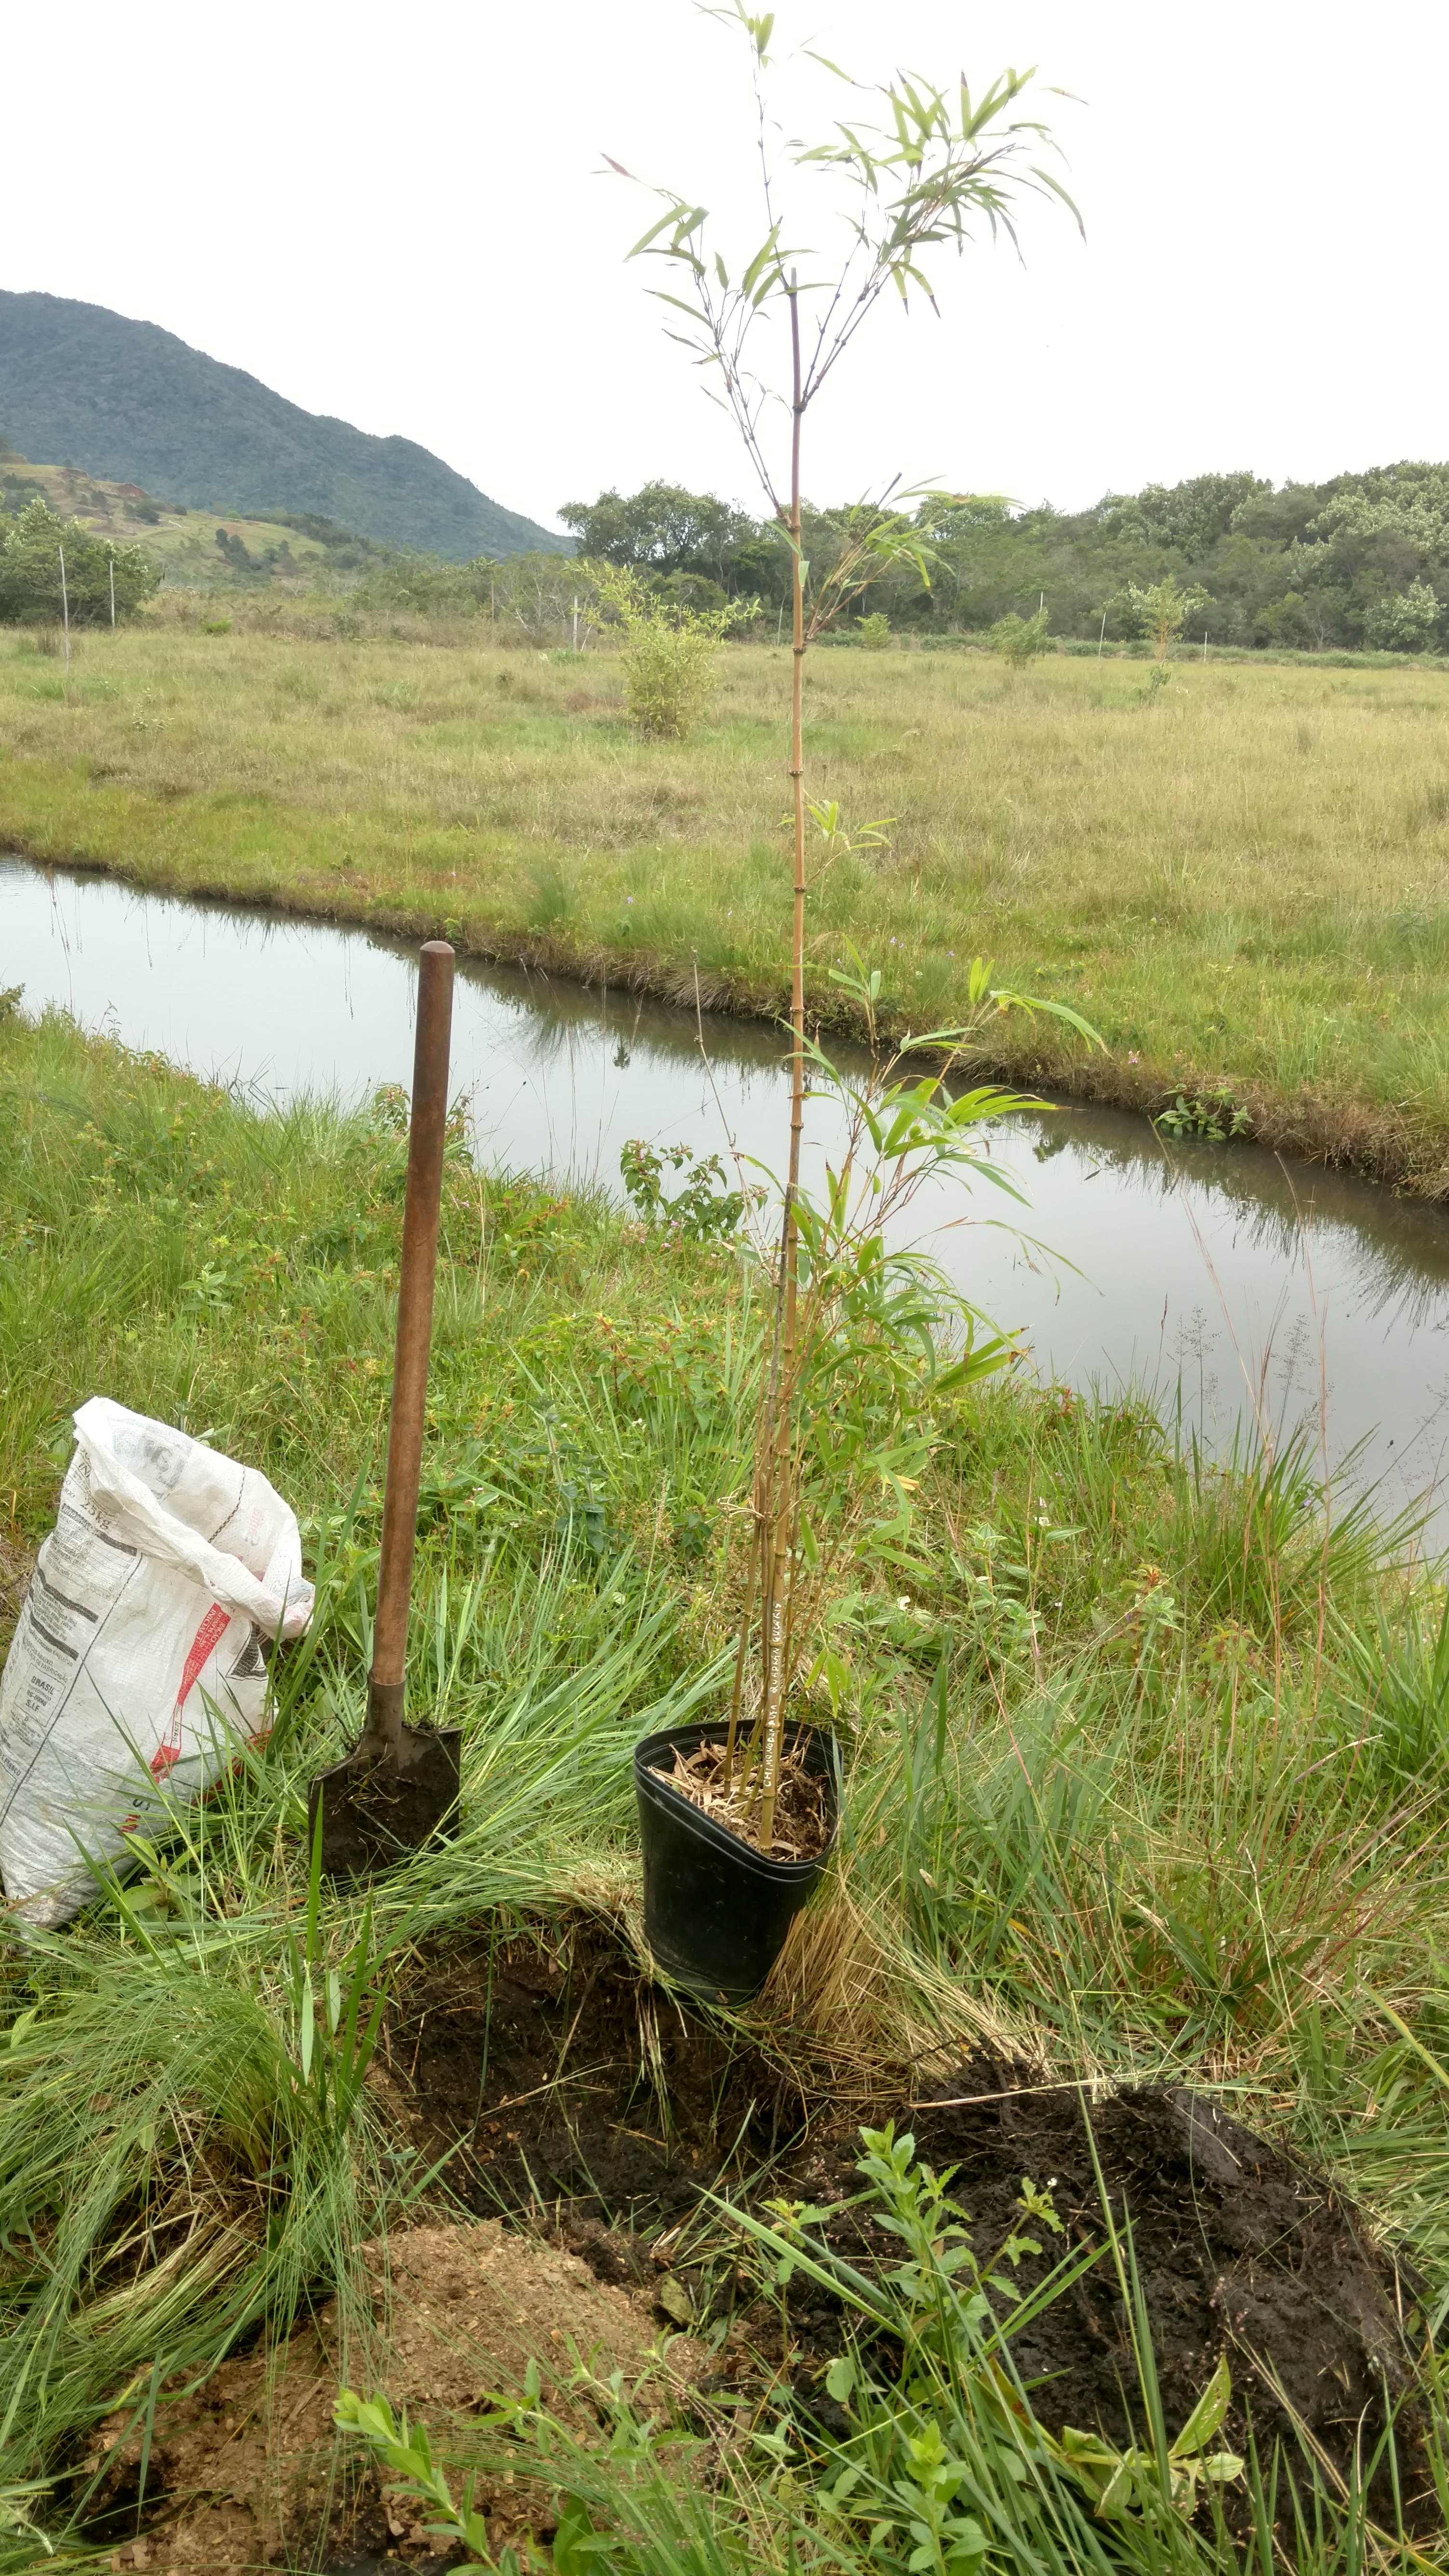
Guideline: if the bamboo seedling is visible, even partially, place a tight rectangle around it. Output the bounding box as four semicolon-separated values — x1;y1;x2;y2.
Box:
614;9;1095;1845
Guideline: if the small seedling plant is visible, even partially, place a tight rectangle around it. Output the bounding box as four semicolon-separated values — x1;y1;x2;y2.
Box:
1155;1086;1251;1142
611;10;1094;1840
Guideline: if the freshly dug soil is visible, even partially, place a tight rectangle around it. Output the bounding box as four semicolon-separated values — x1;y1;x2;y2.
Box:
907;2073;1423;2500
379;1926;1433;2528
81;1921;1434;2567
85;2215;697;2574
660;1736;830;1861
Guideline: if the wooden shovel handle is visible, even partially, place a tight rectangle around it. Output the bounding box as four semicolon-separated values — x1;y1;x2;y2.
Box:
365;940;455;1748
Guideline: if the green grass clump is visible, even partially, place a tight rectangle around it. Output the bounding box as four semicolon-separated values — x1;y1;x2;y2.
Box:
2;1009;1449;2559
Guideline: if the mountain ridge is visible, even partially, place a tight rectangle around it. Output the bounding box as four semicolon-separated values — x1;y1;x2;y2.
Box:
0;289;566;561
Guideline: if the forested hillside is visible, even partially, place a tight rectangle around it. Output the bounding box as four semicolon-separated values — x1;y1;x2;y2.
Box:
0;290;566;561
560;466;1449;651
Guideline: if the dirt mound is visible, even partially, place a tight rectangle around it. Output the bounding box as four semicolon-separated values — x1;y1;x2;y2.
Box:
377;1930;1431;2527
87;2215;696;2573
907;2075;1422;2493
85;1925;1431;2565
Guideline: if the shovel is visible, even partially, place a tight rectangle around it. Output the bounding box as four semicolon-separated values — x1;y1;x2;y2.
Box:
308;939;463;1876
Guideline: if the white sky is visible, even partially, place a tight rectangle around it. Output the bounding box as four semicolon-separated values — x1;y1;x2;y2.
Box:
5;0;1446;535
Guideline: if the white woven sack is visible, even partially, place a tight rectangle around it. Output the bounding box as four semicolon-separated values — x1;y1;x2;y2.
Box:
0;1398;313;1927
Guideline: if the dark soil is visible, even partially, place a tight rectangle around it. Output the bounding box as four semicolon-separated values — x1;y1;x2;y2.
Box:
376;1919;805;2256
381;1924;1434;2530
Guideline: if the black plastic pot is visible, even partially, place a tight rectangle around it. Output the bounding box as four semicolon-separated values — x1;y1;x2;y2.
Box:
633;1718;840;2003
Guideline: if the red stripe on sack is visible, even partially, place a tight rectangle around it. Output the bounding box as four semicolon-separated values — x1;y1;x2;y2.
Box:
175;1603;232;1712
149;1602;233;1778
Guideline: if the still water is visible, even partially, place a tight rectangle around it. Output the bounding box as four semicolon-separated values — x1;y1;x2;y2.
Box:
6;856;1449;1538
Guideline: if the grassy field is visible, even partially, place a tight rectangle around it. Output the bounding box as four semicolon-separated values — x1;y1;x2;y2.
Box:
3;1001;1449;2563
5;626;1449;1187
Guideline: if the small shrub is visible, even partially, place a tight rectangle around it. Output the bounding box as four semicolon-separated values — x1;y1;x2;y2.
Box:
619;1136;750;1239
988;606;1050;664
857;610;891;649
590;561;738;739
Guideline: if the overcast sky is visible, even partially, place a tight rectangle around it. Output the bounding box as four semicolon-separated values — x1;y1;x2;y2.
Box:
6;0;1447;534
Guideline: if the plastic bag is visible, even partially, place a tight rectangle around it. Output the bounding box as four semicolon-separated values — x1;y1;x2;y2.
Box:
0;1398;313;1927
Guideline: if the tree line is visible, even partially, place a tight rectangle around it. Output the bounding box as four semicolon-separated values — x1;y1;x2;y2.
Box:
11;461;1449;655
558;466;1449;654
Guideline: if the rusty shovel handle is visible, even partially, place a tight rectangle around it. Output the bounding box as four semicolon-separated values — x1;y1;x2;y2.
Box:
364;940;455;1753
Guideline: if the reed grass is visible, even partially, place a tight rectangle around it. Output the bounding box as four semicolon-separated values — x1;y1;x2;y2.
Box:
5;629;1449;1181
2;1006;1449;2557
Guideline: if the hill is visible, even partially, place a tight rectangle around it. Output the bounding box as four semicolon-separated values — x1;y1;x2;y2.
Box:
0;290;567;562
0;453;397;596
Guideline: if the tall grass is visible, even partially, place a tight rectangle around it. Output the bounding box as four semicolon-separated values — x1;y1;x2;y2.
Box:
5;632;1449;1177
3;1009;1449;2548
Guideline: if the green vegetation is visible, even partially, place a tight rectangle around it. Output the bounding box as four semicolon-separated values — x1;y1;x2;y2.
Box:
5;626;1449;1184
591;563;741;739
0;499;158;625
0;290;565;560
333;2135;1372;2576
2;1003;1448;2562
563;463;1449;654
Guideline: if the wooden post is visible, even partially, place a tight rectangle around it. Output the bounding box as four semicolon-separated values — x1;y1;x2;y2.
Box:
1098;606;1107;658
362;942;455;1753
58;546;71;687
109;552;116;630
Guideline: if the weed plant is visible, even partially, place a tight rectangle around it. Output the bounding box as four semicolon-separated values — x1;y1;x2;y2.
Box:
5;632;1449;1181
2;1009;1449;2552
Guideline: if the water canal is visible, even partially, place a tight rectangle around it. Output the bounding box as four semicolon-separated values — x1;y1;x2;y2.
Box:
6;854;1449;1542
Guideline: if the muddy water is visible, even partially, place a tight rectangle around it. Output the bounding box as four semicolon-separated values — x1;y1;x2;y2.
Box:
6;855;1449;1537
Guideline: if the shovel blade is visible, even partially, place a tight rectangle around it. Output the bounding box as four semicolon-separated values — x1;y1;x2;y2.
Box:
308;1724;462;1879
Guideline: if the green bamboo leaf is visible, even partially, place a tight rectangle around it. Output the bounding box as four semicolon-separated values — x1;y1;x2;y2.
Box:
1031;164;1086;235
627;206;694;260
740;225;783;297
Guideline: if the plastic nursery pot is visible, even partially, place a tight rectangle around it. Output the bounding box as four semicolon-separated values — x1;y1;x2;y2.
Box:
633;1717;840;2005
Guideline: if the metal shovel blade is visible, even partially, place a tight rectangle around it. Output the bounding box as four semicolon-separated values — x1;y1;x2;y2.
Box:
308;1718;462;1879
